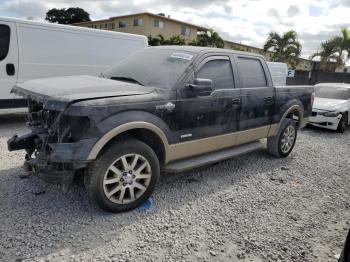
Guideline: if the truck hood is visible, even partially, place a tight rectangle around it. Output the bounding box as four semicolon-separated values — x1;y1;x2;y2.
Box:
313;97;348;111
11;75;154;108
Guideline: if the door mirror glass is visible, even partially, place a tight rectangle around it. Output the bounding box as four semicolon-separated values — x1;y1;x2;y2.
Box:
185;78;213;97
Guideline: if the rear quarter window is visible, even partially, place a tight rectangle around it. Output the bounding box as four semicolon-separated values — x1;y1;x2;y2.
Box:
238;57;267;88
0;24;10;61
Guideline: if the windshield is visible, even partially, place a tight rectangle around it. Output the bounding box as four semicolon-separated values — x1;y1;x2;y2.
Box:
315;86;350;100
104;48;195;89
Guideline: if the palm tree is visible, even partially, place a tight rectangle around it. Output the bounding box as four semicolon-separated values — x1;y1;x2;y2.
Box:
191;29;224;48
338;28;350;64
263;31;302;68
312;38;340;62
312;28;350;65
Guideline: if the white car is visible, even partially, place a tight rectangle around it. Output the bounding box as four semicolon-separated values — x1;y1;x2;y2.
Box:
309;83;350;132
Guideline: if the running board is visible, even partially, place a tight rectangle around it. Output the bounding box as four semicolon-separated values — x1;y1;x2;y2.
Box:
163;141;263;173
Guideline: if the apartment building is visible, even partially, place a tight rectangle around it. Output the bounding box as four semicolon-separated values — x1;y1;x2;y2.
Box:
75;12;316;71
74;12;208;43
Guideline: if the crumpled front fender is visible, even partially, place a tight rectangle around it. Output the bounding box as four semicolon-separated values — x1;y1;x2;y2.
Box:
48;138;98;163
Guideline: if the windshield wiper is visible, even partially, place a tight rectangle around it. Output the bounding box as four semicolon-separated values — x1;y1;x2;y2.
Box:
111;77;144;86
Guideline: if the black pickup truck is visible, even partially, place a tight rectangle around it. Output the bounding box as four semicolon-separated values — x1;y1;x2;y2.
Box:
8;46;314;212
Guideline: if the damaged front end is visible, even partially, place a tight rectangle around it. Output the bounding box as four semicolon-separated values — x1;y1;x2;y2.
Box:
8;99;98;184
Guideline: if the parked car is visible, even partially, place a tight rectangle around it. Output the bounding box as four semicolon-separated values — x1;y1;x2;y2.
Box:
339;229;350;262
7;46;314;212
267;62;288;86
309;83;350;132
0;16;147;109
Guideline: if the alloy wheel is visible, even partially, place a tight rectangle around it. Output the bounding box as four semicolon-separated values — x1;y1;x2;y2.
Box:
280;125;296;154
103;153;152;204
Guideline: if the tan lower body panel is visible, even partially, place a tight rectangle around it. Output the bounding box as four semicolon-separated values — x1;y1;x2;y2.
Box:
166;125;270;163
87;105;305;164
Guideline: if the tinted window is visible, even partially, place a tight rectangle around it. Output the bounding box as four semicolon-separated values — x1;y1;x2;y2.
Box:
196;59;234;90
0;25;10;61
238;57;267;88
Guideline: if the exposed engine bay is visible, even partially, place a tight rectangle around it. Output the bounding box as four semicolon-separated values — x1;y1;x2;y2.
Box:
8;99;93;184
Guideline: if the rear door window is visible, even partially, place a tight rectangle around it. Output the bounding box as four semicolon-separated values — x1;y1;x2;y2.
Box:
238;57;267;88
0;24;10;61
196;59;235;90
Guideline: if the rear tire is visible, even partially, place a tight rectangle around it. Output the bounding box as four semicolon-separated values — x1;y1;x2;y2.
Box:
85;138;160;213
267;119;298;158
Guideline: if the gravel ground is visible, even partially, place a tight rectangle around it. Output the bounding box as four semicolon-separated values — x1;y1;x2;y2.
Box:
0;113;349;262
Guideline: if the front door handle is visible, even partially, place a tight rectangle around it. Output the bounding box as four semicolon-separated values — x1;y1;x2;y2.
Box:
231;98;241;109
6;63;15;76
265;96;273;105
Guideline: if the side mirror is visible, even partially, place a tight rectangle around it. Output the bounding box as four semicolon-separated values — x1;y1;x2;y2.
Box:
185;78;213;97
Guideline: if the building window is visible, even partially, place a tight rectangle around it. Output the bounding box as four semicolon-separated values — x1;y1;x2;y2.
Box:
108;23;115;30
154;19;164;29
133;18;143;27
119;21;127;28
99;24;103;29
181;26;191;37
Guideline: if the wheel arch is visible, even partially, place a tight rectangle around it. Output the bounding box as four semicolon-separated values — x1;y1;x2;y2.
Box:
268;103;304;137
343;111;349;124
87;122;170;164
284;105;303;127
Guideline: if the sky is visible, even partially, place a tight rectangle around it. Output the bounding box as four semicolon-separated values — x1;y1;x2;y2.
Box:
0;0;350;59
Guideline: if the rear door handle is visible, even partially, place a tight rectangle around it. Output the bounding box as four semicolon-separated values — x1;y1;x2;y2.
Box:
6;63;15;76
232;98;241;104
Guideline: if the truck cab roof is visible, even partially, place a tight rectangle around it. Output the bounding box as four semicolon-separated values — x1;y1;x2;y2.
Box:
148;45;266;59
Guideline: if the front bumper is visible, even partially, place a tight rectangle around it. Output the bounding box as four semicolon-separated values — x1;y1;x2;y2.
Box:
8;133;98;183
309;113;342;131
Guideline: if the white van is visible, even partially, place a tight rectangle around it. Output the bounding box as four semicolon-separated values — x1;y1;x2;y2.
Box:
0;17;148;109
267;62;288;86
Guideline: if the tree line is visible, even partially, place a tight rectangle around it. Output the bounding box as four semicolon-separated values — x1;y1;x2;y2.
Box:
44;7;350;67
148;29;224;48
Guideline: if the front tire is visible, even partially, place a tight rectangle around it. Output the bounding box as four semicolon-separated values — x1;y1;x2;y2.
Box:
337;113;347;133
267;119;298;158
85;138;160;213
